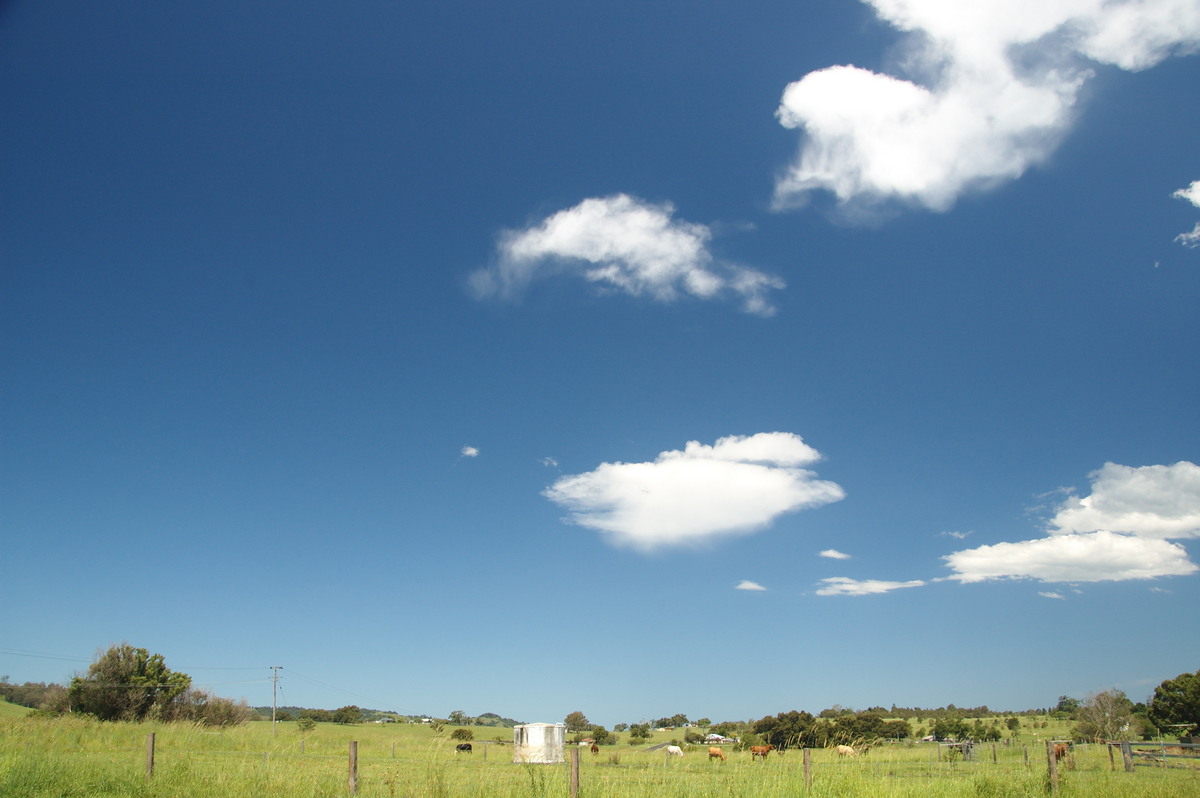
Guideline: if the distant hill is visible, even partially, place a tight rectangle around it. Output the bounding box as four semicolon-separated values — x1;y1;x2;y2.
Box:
474;712;523;728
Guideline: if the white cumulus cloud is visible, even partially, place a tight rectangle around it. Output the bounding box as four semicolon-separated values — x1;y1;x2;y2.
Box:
460;445;479;458
1174;180;1200;247
470;195;784;315
816;577;925;596
943;530;1198;583
1039;591;1066;599
736;580;768;591
542;432;845;551
820;549;852;559
774;0;1200;212
1049;461;1200;539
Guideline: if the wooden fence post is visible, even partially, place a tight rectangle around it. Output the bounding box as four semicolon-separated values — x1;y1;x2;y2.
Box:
569;746;580;798
803;748;812;789
1049;741;1060;787
992;743;997;763
348;741;359;795
145;733;155;780
1120;742;1133;772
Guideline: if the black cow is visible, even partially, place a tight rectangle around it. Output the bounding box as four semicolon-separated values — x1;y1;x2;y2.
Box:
455;743;473;754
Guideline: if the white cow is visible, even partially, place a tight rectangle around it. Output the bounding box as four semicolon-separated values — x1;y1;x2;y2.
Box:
666;745;684;757
836;745;858;757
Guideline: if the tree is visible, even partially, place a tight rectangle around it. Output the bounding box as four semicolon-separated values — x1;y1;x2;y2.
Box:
1148;669;1200;740
68;644;190;721
451;728;473;741
1053;696;1081;718
1073;689;1135;742
564;711;590;732
448;710;467;725
696;718;711;727
332;705;362;724
628;724;651;743
754;710;817;749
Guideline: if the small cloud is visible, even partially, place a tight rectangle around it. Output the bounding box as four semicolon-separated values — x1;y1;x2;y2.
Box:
541;457;559;468
816;577;925;596
819;549;851;559
461;446;480;458
543;432;844;551
941;530;973;540
1038;591;1066;600
1148;586;1170;594
469;195;784;315
1173;180;1200;247
736;580;768;591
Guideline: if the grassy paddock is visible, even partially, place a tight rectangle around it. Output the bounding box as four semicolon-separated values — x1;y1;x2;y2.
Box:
2;716;1198;797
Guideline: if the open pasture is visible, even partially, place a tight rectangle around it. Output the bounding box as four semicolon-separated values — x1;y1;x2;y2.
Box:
2;716;1198;797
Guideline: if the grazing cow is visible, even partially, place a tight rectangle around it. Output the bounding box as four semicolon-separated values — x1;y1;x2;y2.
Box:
666;745;685;758
750;744;774;760
836;745;858;757
590;743;599;755
708;746;727;762
1053;743;1069;763
455;743;472;754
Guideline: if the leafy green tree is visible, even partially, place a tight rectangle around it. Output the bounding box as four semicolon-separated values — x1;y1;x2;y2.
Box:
68;644;190;721
613;723;629;732
1148;669;1200;740
590;725;611;744
1053;696;1081;718
448;710;467;725
297;716;317;733
931;717;970;741
754;710;817;748
564;711;590;732
450;728;473;741
628;723;651;743
332;705;362;724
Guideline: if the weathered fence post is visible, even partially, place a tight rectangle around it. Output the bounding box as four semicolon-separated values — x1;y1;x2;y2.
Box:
1023;744;1028;766
1049;742;1060;786
569;746;580;798
391;741;396;758
1120;742;1133;772
145;733;155;780
1107;743;1115;770
803;748;812;789
992;743;997;763
348;741;359;795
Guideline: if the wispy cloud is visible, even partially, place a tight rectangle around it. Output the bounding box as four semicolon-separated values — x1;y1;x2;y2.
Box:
816;577;925;596
736;580;768;591
819;549;851;559
1039;591;1066;600
1173;180;1200;247
460;445;479;458
774;0;1200;213
542;432;844;551
470;195;784;315
540;456;559;468
941;530;972;540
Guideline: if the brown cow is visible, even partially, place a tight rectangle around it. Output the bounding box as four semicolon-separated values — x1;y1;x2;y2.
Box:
750;744;774;760
1053;743;1070;763
708;746;727;761
590;743;599;755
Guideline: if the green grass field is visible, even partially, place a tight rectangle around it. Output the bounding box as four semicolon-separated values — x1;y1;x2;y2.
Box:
2;711;1197;797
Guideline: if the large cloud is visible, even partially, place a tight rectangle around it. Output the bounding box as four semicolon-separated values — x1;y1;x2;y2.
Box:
543;433;844;551
470;195;784;315
1049;462;1200;539
774;0;1200;211
943;530;1198;583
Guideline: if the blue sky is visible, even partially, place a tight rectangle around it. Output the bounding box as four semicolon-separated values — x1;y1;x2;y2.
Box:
2;0;1198;728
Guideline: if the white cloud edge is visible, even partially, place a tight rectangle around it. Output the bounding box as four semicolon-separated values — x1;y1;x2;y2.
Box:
819;549;851;559
469;195;785;316
736;580;768;591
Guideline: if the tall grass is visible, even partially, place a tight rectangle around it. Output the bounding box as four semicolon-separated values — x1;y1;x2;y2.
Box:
2;715;1197;797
